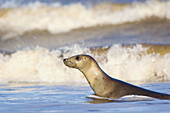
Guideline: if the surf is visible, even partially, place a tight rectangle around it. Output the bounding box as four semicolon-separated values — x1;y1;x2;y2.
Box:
0;44;169;84
0;0;170;39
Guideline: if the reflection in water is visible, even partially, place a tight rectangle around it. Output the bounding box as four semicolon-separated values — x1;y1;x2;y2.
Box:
86;98;114;104
86;94;154;104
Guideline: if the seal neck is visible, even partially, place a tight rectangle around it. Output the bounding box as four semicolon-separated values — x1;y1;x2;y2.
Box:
79;60;105;87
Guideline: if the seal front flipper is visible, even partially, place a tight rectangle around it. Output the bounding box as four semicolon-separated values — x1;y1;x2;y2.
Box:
86;94;115;103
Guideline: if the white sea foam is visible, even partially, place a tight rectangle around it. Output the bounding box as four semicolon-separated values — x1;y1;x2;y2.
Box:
0;0;170;39
0;45;169;84
102;45;170;82
87;94;153;101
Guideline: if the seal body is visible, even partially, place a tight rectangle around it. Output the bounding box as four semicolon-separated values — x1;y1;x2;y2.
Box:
63;55;170;99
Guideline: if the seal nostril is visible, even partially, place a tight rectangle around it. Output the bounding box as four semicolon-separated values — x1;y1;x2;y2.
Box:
63;59;66;61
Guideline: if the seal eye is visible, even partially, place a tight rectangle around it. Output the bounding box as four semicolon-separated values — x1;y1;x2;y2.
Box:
76;56;80;60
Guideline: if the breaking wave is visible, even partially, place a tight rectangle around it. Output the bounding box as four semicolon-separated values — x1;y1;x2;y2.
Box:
0;0;170;39
0;44;170;84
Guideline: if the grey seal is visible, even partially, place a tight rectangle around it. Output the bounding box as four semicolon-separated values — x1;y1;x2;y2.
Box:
63;54;170;100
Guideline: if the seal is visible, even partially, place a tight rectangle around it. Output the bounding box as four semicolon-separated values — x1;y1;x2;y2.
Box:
63;54;170;100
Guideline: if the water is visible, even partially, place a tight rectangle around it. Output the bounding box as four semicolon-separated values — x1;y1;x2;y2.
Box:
0;0;170;112
0;82;170;113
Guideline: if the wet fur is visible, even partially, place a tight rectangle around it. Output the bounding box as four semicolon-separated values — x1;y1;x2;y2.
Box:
64;55;170;100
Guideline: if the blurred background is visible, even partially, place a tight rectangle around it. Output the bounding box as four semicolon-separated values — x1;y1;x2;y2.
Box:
0;0;170;112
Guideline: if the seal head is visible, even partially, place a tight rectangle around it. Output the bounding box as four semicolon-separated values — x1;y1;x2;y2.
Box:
63;55;94;70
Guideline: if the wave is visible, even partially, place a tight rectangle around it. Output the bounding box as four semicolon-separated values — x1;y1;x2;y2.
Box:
0;0;170;40
0;44;170;84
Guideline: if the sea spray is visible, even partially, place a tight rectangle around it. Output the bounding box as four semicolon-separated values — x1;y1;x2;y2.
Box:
0;44;169;84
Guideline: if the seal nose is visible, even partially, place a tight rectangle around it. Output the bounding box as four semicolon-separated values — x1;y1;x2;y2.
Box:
63;59;67;62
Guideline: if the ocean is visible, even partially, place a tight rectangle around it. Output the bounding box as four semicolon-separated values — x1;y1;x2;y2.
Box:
0;0;170;112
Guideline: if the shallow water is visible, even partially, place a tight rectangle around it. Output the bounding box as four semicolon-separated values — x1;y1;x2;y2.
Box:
0;0;170;112
0;82;170;113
